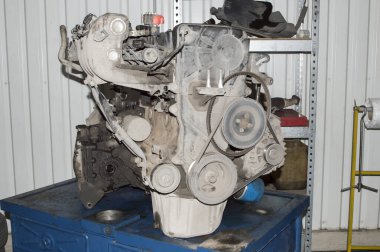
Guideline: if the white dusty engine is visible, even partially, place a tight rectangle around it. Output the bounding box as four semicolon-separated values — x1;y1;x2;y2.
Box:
59;2;291;238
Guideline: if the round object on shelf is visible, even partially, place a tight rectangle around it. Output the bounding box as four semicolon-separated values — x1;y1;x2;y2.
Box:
95;210;127;223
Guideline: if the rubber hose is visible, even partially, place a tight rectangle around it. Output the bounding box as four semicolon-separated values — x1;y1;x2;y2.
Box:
58;25;83;72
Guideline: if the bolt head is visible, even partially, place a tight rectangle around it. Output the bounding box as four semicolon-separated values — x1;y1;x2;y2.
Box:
110;18;127;35
108;50;120;61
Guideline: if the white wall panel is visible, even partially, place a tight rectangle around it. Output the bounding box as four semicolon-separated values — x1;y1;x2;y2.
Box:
362;0;380;229
1;0;380;231
24;0;54;189
3;0;35;194
0;0;15;199
340;0;370;230
320;0;350;229
313;0;380;230
312;0;328;230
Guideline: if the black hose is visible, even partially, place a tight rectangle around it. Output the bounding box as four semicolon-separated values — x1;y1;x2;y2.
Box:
206;71;271;157
148;43;184;73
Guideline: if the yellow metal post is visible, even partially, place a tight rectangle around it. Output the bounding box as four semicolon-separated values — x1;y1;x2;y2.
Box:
346;106;380;251
355;171;380;176
347;107;359;252
352;246;380;251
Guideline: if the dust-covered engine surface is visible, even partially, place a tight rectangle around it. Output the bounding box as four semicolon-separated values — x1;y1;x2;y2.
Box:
59;0;300;238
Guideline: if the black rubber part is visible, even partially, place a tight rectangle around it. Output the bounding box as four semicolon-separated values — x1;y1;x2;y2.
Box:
0;213;8;250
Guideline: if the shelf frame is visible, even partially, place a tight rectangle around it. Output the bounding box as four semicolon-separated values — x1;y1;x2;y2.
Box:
249;38;313;53
173;1;320;251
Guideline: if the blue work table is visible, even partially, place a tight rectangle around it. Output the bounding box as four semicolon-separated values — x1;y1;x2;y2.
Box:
0;179;308;252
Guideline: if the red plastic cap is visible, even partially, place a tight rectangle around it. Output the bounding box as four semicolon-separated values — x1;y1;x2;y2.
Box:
152;15;165;25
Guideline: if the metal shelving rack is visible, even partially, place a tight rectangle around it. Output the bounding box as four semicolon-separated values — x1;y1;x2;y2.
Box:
173;0;319;251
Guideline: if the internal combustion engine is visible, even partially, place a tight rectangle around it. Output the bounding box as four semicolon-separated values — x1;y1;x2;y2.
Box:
58;1;294;238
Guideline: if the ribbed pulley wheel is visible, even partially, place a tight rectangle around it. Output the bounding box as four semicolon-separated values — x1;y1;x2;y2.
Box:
151;164;181;194
222;98;266;149
187;154;237;205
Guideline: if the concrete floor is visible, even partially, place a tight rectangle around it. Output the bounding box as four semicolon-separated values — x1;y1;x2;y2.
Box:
4;235;11;252
312;230;380;251
4;230;380;251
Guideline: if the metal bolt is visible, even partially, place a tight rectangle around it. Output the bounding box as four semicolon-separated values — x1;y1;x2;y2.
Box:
104;226;112;235
159;174;173;187
205;171;218;184
245;87;252;96
108;50;120;61
208;175;217;184
110;18;126;34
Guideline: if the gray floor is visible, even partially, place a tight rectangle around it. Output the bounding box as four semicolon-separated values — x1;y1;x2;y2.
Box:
4;235;11;252
312;230;380;251
4;230;380;251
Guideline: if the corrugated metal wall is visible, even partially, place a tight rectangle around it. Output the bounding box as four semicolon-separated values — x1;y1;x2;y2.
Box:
314;0;380;230
1;0;380;230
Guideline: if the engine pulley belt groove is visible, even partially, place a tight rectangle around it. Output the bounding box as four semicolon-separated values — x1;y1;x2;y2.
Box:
206;71;272;157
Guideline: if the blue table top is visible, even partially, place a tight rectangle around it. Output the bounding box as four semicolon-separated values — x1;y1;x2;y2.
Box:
1;179;309;251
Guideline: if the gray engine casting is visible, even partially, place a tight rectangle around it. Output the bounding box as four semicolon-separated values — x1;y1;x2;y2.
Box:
59;10;287;238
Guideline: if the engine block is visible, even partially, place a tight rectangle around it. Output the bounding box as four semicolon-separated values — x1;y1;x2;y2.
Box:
59;2;290;238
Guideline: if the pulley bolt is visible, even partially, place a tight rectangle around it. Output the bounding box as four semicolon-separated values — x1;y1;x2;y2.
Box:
205;171;217;184
159;174;173;187
269;149;278;158
235;113;252;132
